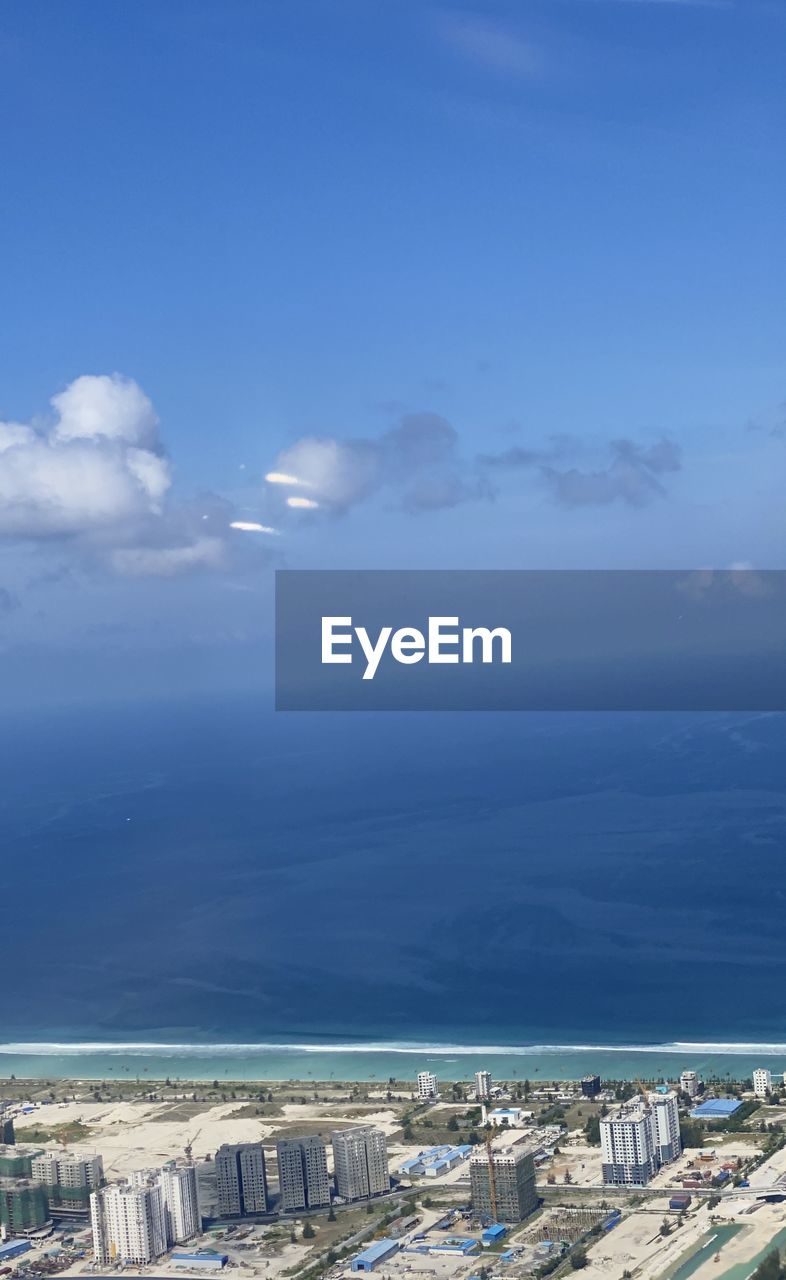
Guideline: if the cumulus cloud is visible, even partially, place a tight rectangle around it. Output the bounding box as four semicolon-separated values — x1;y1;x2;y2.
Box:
542;437;682;507
50;374;159;448
0;374;253;578
268;412;489;514
0;374;170;538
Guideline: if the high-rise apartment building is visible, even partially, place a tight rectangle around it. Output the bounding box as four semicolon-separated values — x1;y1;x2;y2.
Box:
474;1071;493;1101
753;1069;773;1099
601;1092;681;1186
0;1179;50;1234
276;1137;330;1212
331;1128;389;1202
215;1143;268;1217
158;1164;200;1242
469;1144;537;1223
31;1152;103;1213
417;1072;438;1102
90;1182;167;1265
650;1092;681;1164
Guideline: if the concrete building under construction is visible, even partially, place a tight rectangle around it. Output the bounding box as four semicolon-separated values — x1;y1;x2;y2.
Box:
469;1143;538;1224
0;1178;51;1234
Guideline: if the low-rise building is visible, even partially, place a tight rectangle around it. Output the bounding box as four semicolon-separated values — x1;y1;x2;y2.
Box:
580;1075;601;1098
679;1071;700;1099
483;1106;533;1127
350;1239;399;1272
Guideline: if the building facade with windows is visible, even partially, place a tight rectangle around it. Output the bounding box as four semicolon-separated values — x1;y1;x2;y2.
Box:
332;1128;389;1202
276;1137;330;1212
417;1072;438;1102
215;1144;268;1217
753;1069;773;1099
469;1144;537;1223
474;1071;492;1101
601;1092;681;1186
158;1164;200;1243
91;1182;167;1265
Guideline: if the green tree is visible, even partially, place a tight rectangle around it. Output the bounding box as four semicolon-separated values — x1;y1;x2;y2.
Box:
569;1246;588;1269
751;1250;785;1280
680;1118;705;1149
584;1114;601;1145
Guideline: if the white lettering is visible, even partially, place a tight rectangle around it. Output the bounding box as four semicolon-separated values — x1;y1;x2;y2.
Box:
320;616;512;679
428;616;460;663
355;625;393;681
391;627;426;664
321;616;353;664
462;626;512;664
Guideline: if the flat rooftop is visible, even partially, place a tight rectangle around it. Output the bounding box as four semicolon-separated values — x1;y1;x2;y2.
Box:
691;1098;743;1118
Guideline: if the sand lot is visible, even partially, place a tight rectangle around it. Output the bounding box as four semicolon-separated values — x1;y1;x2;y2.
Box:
13;1099;400;1179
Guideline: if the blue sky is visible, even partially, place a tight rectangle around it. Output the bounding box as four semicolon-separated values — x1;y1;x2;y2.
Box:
1;0;785;702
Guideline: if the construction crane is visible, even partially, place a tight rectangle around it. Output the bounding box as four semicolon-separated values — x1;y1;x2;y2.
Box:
484;1127;498;1224
184;1129;201;1163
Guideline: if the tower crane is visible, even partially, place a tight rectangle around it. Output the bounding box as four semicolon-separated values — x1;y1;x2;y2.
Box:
484;1127;499;1224
184;1129;201;1163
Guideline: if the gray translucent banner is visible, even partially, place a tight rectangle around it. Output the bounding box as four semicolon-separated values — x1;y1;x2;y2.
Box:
275;569;786;711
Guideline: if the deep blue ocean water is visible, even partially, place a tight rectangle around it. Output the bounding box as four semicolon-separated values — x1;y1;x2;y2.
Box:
2;698;785;1057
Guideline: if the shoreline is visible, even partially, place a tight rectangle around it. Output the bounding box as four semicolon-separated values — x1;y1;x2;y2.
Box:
3;1038;786;1082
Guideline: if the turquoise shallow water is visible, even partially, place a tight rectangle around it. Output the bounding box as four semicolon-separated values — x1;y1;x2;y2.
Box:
3;1041;786;1082
715;1224;786;1280
663;1225;743;1280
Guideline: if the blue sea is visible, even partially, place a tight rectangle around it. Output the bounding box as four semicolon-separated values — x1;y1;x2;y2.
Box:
2;697;786;1080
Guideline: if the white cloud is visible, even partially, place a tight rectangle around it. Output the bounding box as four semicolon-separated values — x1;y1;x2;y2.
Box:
274;437;381;509
266;413;488;515
51;373;160;448
0;374;253;578
0;374;170;539
229;521;279;534
110;537;226;577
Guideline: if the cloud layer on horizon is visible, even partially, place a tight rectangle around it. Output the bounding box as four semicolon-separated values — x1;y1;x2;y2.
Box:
0;373;686;590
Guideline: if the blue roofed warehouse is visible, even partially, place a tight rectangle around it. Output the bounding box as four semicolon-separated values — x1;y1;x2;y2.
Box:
351;1239;400;1272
